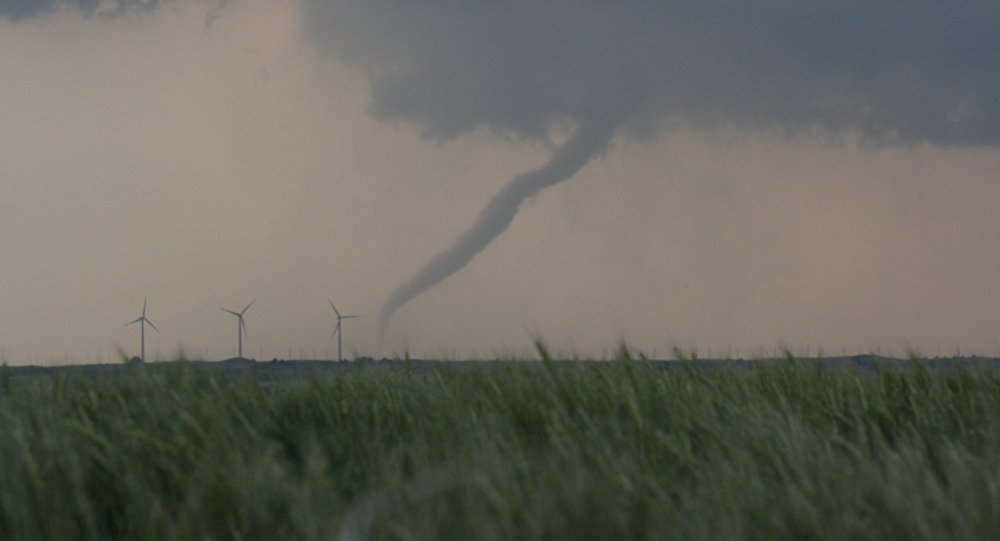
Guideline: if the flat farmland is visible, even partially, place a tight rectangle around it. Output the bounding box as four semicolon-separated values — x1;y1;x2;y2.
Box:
2;353;1000;540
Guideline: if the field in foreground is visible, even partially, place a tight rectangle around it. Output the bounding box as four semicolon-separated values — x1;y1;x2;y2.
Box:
2;355;1000;540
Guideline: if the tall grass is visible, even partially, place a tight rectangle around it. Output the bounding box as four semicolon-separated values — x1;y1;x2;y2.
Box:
1;356;1000;539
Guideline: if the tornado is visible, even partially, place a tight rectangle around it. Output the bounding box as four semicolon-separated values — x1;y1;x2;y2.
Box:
306;1;1000;335
379;115;621;334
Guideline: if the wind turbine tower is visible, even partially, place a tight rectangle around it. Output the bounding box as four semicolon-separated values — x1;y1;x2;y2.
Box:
221;298;255;360
329;299;360;362
125;295;159;362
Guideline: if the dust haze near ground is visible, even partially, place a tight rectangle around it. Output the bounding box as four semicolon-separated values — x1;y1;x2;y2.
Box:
1;1;999;363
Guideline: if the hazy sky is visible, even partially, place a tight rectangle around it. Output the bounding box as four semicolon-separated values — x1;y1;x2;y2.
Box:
2;1;999;363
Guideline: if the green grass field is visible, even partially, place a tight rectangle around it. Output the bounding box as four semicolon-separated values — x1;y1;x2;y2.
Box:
2;350;1000;540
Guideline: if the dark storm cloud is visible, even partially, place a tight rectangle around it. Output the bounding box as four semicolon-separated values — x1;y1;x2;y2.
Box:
302;1;1000;330
305;1;1000;146
0;0;162;21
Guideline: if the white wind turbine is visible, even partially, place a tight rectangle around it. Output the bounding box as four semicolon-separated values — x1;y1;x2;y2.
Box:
125;295;158;363
220;298;255;360
329;299;360;362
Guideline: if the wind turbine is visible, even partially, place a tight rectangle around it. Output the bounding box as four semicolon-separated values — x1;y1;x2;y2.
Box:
125;295;158;363
328;299;360;362
220;298;255;359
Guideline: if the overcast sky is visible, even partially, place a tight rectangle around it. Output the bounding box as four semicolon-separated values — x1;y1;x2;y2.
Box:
2;0;999;363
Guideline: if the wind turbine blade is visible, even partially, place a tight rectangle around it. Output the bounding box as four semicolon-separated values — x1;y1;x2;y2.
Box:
242;298;255;314
146;319;160;333
241;317;248;337
142;295;147;317
334;321;341;338
328;299;341;318
221;308;240;316
342;315;360;319
125;317;142;326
